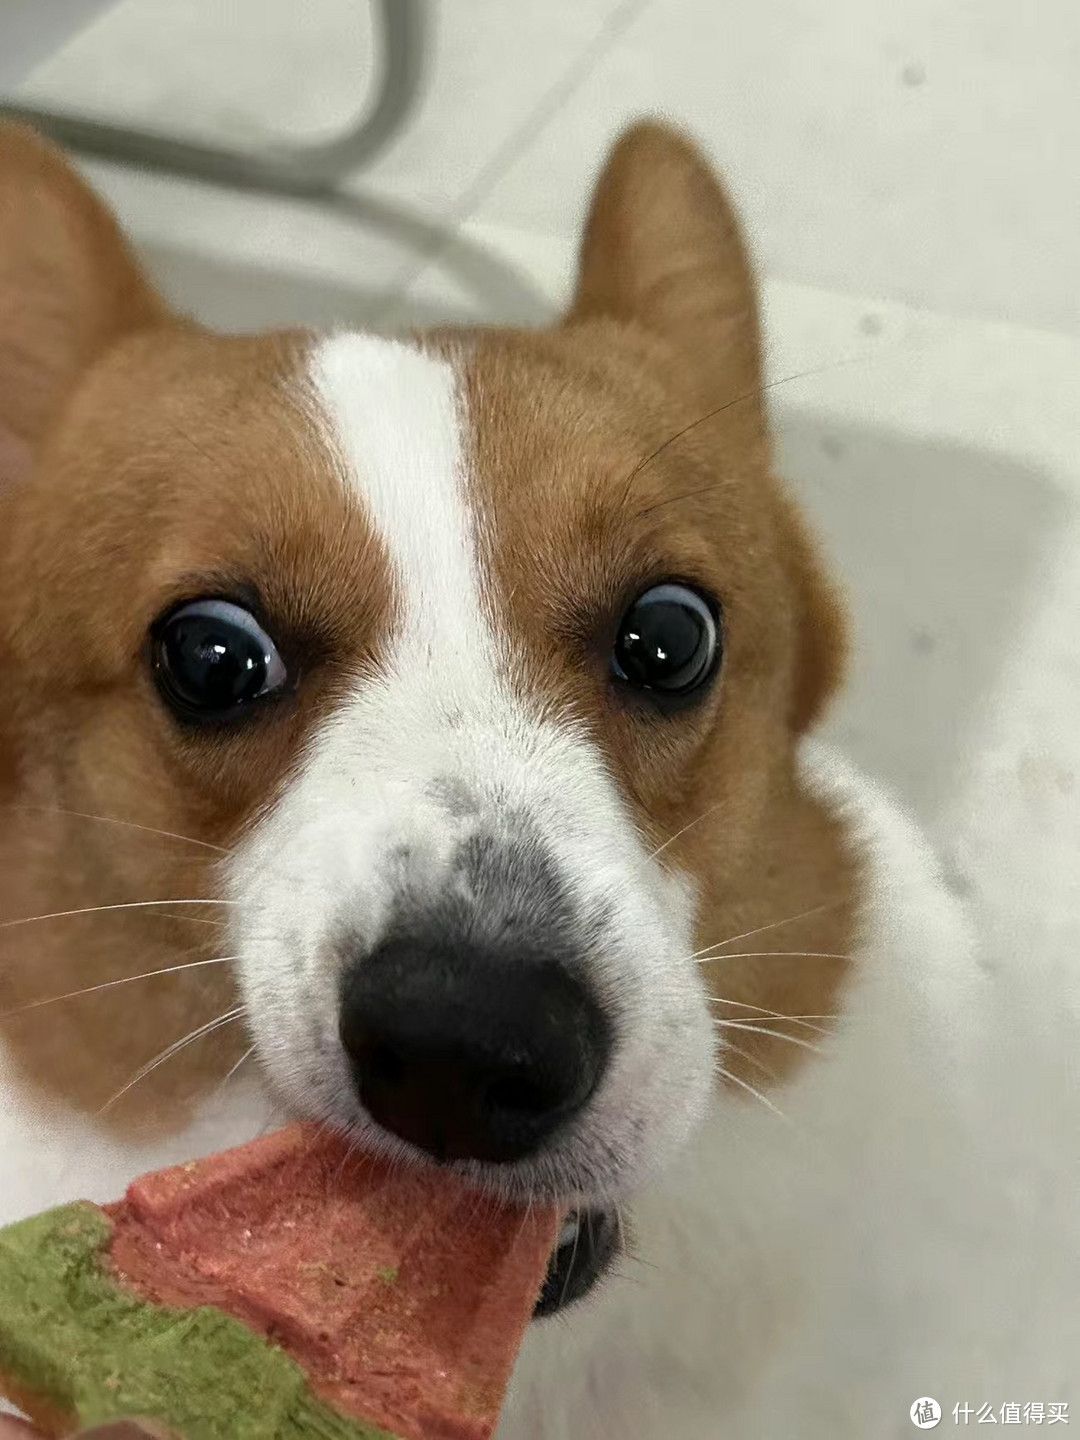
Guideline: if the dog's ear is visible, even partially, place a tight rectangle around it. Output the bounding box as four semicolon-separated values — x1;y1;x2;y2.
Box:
571;123;846;733
568;121;761;410
0;124;164;491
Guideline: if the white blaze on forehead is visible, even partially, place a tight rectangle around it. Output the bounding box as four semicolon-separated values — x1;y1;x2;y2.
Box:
310;332;499;692
229;330;714;1198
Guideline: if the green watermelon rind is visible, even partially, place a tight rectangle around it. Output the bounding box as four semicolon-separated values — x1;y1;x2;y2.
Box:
0;1202;400;1440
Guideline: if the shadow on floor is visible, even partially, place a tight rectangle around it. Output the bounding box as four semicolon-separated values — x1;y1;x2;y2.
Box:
776;411;1068;826
139;187;554;337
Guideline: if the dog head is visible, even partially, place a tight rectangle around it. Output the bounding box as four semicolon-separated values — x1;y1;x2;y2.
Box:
0;123;855;1223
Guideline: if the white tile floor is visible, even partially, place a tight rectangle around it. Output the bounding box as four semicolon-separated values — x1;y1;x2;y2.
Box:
18;0;1080;334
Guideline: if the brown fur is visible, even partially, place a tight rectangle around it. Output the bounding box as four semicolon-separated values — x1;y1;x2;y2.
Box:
0;120;856;1134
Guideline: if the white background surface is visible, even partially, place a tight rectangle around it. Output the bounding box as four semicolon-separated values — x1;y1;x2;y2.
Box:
15;0;1080;335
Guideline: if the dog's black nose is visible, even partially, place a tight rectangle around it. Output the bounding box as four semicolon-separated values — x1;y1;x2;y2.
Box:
339;935;610;1164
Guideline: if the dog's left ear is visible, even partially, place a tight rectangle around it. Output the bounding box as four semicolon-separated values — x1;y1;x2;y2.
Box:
0;124;164;492
568;121;761;415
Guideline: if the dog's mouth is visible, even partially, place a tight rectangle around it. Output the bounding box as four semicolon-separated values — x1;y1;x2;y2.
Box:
534;1208;620;1318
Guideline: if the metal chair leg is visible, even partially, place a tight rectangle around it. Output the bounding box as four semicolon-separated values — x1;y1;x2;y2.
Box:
0;0;427;197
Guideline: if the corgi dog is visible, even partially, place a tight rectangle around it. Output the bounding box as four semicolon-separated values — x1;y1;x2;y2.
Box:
0;121;1075;1439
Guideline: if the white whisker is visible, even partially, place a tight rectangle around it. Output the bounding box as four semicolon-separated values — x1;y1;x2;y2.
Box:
0;955;238;1021
715;1065;789;1121
691;903;839;957
139;909;225;928
648;803;721;861
694;948;850;965
559;1205;584;1313
0;898;234;931
720;1039;779;1082
99;1005;247;1114
219;1044;256;1089
714;1019;823;1054
708;998;835;1033
2;803;228;854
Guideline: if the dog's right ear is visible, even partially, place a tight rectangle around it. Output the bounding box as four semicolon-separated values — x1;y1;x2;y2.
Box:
0;125;164;492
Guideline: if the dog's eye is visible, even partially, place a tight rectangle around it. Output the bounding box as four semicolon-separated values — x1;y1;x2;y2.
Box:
612;583;720;698
152;599;287;721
